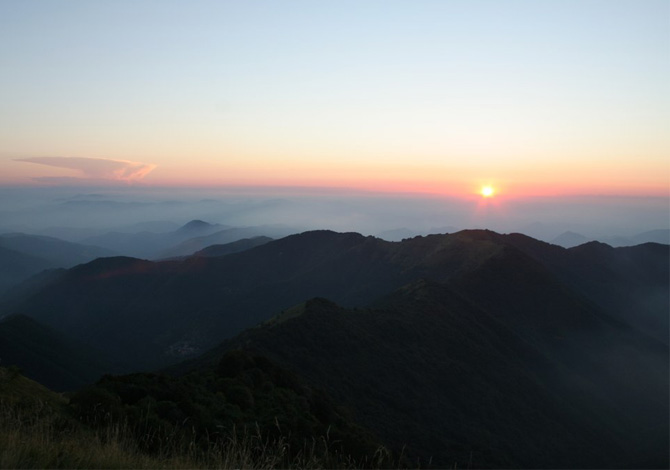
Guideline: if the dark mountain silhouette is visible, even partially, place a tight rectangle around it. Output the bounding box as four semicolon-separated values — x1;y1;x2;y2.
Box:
4;230;667;374
0;314;122;391
174;219;217;233
501;234;669;343
0;233;115;294
182;269;668;467
80;220;297;259
552;228;670;248
0;233;115;267
81;219;227;258
0;246;52;295
628;228;670;245
191;236;273;258
0;353;392;469
156;225;295;258
376;225;459;241
1;228;667;467
68;349;389;467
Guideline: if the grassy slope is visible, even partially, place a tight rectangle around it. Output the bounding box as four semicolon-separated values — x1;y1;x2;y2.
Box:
10;230;666;374
0;353;392;469
184;249;668;468
0;314;122;391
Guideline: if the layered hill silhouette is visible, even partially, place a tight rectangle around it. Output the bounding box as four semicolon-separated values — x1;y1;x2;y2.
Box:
0;246;52;296
0;314;122;391
0;233;115;266
0;233;115;294
157;226;292;258
0;228;667;467
3;230;667;371
180;246;668;468
80;219;299;259
551;228;670;248
0;355;389;469
80;219;228;258
190;236;273;258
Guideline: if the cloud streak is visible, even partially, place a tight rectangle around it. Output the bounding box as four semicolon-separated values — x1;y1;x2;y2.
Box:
15;157;156;182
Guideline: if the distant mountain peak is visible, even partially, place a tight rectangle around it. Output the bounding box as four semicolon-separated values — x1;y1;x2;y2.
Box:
178;220;214;231
571;240;614;251
192;236;272;258
278;230;368;246
551;231;592;248
68;256;154;280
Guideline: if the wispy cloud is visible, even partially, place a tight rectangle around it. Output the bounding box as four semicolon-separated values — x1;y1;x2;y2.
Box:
15;157;156;182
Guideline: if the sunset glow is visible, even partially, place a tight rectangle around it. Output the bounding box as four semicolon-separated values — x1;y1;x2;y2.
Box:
481;186;495;198
0;4;667;468
0;1;667;203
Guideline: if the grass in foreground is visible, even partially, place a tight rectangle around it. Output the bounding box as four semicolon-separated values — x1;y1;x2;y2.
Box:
0;366;392;469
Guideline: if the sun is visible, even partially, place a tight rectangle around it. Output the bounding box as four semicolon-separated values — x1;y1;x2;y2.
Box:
480;185;495;198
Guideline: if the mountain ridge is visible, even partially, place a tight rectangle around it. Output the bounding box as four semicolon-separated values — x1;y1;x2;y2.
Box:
3;229;667;371
190;268;667;467
1;228;667;467
0;314;123;391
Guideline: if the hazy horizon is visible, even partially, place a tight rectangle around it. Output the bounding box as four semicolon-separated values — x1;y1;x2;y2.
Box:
0;185;667;246
1;1;668;198
1;1;667;243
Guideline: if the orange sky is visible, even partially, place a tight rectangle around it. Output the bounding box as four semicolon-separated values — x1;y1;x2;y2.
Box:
1;1;668;200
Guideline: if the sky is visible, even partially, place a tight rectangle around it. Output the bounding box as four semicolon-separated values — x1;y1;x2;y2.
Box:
0;0;668;199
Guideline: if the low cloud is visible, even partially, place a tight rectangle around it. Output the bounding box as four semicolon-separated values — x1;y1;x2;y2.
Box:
15;157;156;182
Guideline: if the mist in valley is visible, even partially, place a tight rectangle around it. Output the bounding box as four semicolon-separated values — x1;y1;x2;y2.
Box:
0;185;667;247
0;185;667;468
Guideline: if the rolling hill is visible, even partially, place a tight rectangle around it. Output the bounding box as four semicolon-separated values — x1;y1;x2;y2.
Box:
156;226;293;258
184;263;667;467
0;233;115;266
80;219;227;258
190;236;273;258
3;230;667;373
0;314;122;391
0;228;667;467
81;219;298;259
0;246;53;295
0;233;115;295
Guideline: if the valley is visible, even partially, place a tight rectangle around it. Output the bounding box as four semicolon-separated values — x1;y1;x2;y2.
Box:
0;224;667;468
